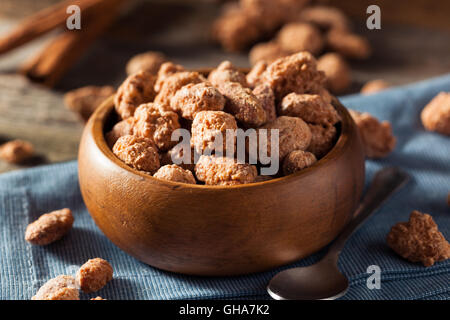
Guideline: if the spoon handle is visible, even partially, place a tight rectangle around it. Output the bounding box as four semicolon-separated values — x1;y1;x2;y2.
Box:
326;167;410;260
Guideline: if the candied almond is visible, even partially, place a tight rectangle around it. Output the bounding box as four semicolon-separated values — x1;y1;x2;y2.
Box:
170;82;226;120
277;23;324;55
361;79;391;95
249;41;289;66
349;110;396;158
279;93;340;126
154;164;196;184
133;103;181;151
191;110;238;154
307;123;337;158
64;86;114;122
0;139;34;164
246;61;267;89
326;29;371;60
208;61;248;88
112;135;160;174
420;92;450;136
76;258;113;293
317;53;351;94
212;10;262;52
105;117;135;148
252;83;276;123
219;82;267;127
32;275;79;300
259;116;312;160
114;71;156;119
126;51;167;76
25;208;74;246
262;52;326;101
387;211;450;267
283;150;317;175
154;71;205;107
195;155;257;186
154;62;185;92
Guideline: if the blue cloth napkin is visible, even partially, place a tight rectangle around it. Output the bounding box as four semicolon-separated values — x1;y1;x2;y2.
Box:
1;75;449;300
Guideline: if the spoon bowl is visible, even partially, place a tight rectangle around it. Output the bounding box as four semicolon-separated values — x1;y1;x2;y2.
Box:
267;167;410;299
268;257;349;300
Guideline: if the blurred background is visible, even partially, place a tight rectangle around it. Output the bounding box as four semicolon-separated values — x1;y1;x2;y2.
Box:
0;0;449;173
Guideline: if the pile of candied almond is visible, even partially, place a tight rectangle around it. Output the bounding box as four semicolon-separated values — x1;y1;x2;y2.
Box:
107;52;344;186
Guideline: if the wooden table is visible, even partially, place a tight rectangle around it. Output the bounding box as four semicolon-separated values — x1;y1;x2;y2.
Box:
0;0;449;173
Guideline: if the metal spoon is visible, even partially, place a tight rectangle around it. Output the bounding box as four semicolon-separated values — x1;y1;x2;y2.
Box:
267;167;410;300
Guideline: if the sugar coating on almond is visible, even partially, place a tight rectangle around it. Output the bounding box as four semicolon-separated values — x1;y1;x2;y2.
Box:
349;110;396;158
283;150;317;175
154;164;196;184
262;52;326;101
114;71;156;119
249;41;289;66
170;82;226;120
154;71;205;107
191;110;238;154
112;135;160;174
259;116;312;160
76;258;113;293
421;92;450;136
219;82;267;127
317;53;351;94
246;61;267;89
25;208;74;246
32;275;79;300
307;123;337;158
387;211;450;267
195;155;257;186
279;93;340;126
277;22;324;55
105;117;135;148
208;61;248;88
154;62;185;92
252;83;276;123
133;103;181;151
126;51;167;76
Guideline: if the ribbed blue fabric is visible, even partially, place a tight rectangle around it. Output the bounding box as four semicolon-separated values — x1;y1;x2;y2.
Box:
0;75;449;300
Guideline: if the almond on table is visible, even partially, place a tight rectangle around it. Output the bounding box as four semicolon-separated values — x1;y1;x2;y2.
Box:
32;275;79;300
0;139;34;164
349;110;396;158
25;208;74;246
64;85;115;122
76;258;113;293
421;92;450;136
387;211;450;267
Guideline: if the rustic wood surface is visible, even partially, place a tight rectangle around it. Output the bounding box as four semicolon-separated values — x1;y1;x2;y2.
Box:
0;0;449;173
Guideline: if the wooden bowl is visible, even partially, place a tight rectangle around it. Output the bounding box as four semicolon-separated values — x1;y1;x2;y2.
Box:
78;97;365;276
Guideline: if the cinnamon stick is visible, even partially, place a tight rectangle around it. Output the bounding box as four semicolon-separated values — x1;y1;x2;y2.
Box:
0;0;112;55
21;0;124;87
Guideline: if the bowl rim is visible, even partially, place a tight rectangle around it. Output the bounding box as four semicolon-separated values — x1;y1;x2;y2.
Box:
86;95;356;190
